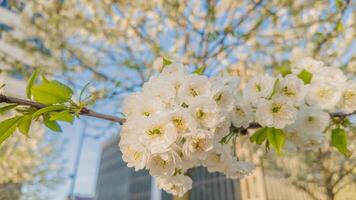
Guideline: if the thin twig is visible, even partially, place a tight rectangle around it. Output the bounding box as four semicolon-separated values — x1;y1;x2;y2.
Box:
0;94;126;124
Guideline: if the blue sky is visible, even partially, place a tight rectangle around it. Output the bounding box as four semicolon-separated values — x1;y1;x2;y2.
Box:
49;119;119;200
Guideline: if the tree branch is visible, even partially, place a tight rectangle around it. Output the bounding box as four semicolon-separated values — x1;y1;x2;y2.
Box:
0;94;126;124
0;94;355;127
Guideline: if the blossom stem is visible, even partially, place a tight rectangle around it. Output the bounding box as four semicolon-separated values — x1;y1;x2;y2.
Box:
0;94;126;124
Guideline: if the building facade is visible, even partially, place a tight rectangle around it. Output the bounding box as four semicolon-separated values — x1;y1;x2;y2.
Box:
95;136;152;200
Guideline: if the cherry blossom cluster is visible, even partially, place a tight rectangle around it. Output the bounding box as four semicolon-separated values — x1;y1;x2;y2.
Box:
119;58;355;196
119;63;254;196
242;57;355;151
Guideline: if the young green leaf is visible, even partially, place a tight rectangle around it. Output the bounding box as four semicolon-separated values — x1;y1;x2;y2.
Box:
79;82;91;103
31;80;73;104
33;104;67;117
50;110;74;124
0;117;21;144
268;78;280;99
266;127;285;154
331;128;351;157
163;57;172;67
250;128;267;145
44;119;62;132
298;69;313;84
18;115;32;137
276;65;292;77
0;104;17;114
193;67;205;75
41;74;50;83
26;69;40;99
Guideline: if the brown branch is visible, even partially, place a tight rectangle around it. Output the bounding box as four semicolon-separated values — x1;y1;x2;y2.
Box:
0;94;355;128
0;94;126;124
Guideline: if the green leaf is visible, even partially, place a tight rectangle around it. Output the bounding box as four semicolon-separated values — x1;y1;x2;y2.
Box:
250;128;267;145
33;105;66;117
18;115;32;137
41;74;50;83
163;57;172;67
79;82;91;103
268;78;280;99
266;127;285;154
193;67;205;75
276;65;292;77
0;104;17;114
298;69;313;84
44;119;62;132
336;21;344;33
50;110;74;124
331;128;351;157
0;117;21;144
26;69;40;99
31;80;73;104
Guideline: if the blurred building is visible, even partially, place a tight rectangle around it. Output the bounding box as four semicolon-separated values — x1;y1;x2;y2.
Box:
189;167;240;200
75;196;93;200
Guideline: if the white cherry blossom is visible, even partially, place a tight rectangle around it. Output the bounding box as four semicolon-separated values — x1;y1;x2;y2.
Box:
339;81;356;113
157;175;192;197
244;74;275;105
306;81;341;110
277;74;307;105
313;66;347;86
182;129;214;159
256;98;297;129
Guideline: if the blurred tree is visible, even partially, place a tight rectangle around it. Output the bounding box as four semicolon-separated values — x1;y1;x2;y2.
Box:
261;133;356;200
0;117;65;200
0;0;354;99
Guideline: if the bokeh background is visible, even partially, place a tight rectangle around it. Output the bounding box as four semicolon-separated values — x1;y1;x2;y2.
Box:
0;0;355;200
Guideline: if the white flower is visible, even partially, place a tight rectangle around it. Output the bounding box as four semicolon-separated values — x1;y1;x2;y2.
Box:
289;106;330;135
157;175;192;197
120;144;148;171
162;62;189;75
142;76;176;106
244;74;275;104
122;92;164;119
313;66;347;86
147;151;180;176
286;106;329;149
292;57;324;75
161;63;189;91
306;81;341;110
230;100;253;128
182;129;214;159
140;113;178;154
277;74;307;105
212;85;235;111
256;98;297;129
203;151;225;172
188;97;224;129
213;120;230;140
169;108;197;134
339;81;356;113
178;74;212;104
